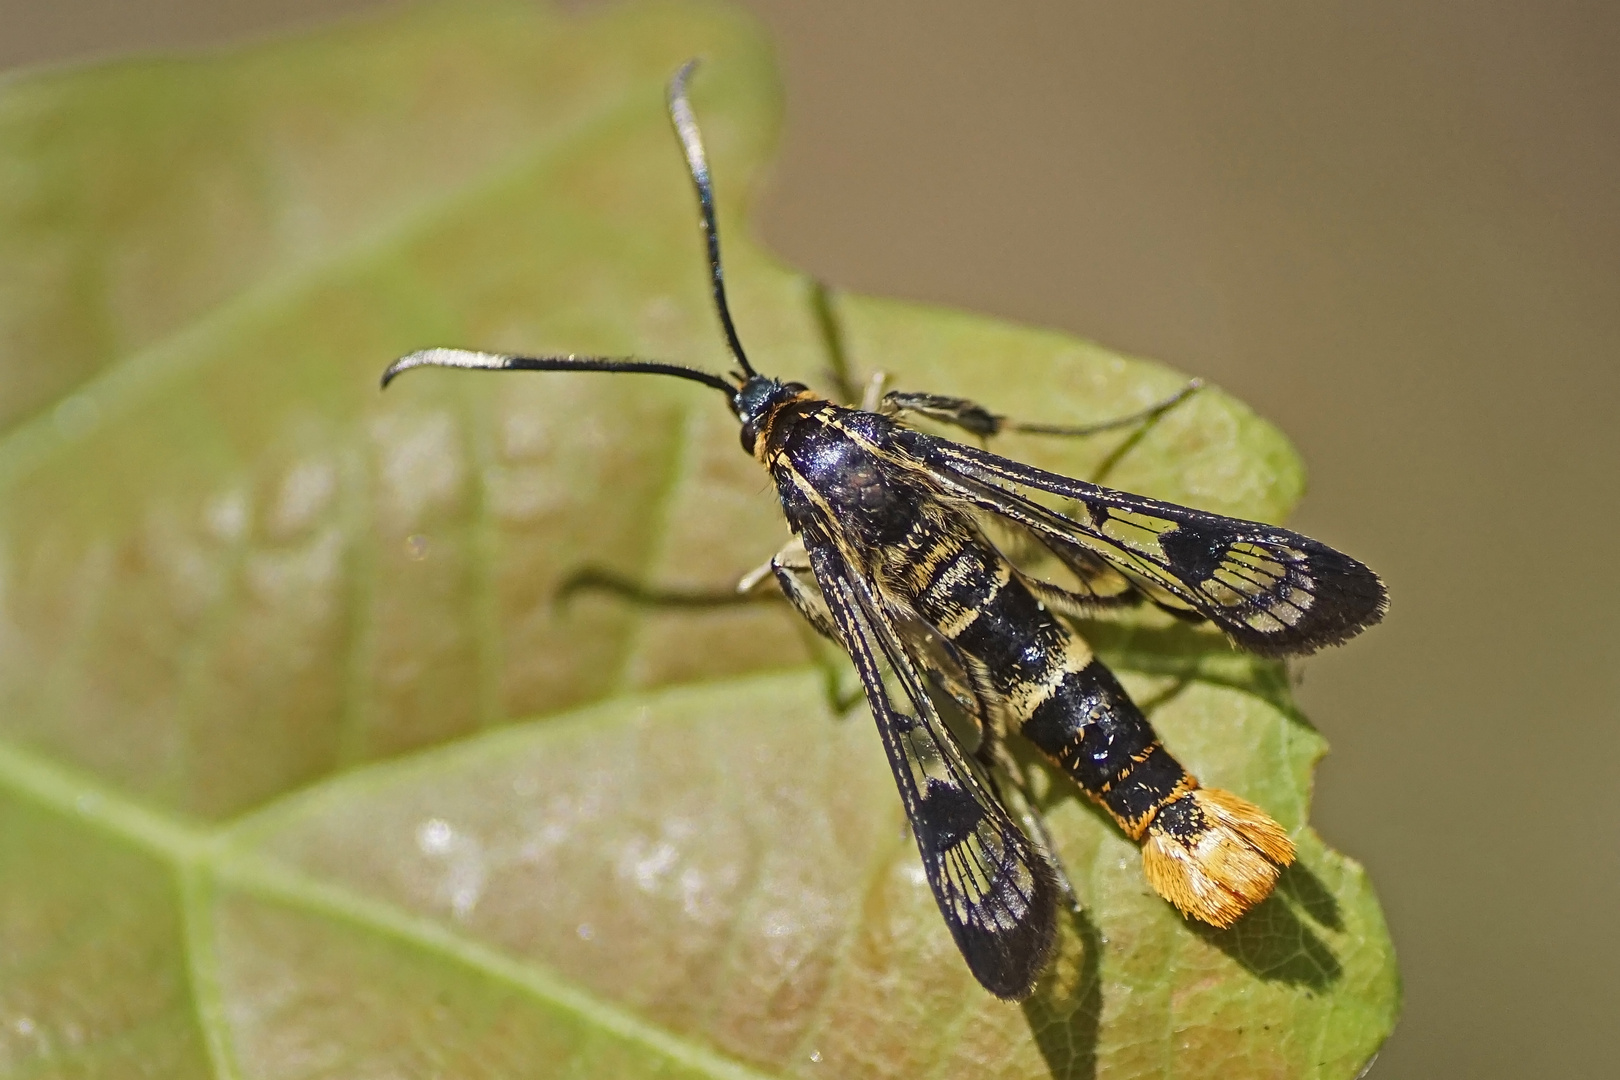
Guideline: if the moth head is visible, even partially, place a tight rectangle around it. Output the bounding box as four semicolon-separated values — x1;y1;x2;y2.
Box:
734;376;808;455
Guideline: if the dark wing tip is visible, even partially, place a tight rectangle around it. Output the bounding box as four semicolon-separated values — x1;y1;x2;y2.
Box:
1302;541;1389;639
950;849;1062;1001
1225;537;1389;658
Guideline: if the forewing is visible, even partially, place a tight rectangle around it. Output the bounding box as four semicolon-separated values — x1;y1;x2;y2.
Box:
802;532;1059;1000
895;428;1388;656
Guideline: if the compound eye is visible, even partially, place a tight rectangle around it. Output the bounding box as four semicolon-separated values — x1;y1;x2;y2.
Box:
740;415;765;454
780;381;808;394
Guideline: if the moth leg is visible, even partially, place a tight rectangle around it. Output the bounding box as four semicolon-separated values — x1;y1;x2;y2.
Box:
560;543;859;711
768;539;864;712
860;370;892;413
809;279;861;405
556;566;772;609
1014;567;1141;620
735;550;786;597
765;537;836;642
882;379;1202;439
558;534;806;609
880;391;1001;436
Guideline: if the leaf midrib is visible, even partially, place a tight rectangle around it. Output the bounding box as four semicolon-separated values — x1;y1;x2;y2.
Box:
0;695;797;1080
0;66;671;492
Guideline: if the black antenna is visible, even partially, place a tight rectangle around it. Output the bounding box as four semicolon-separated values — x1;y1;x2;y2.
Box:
381;348;736;395
381;63;755;399
668;59;757;380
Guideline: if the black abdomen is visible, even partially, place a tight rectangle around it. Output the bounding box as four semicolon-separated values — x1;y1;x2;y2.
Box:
895;506;1192;839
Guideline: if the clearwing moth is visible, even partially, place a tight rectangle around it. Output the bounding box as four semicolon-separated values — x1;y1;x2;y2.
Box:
381;62;1387;1001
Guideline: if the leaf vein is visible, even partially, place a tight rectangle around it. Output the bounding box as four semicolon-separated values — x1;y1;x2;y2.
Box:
179;867;244;1080
214;852;781;1080
0;75;668;492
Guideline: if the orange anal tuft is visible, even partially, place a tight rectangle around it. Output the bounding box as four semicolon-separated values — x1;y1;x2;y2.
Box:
1139;787;1295;928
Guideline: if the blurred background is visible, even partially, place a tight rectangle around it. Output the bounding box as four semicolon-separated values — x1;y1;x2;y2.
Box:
2;1;1615;1076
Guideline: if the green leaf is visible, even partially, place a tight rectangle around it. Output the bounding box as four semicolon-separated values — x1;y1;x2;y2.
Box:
0;2;1397;1077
